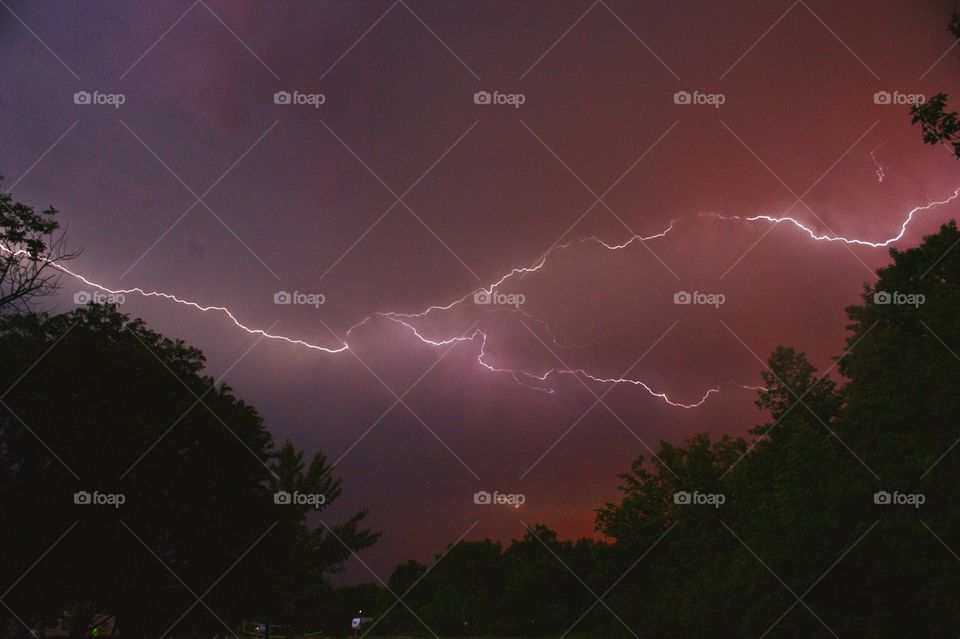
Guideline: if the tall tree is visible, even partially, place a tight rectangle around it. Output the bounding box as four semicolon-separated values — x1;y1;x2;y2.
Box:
0;304;375;637
0;180;76;313
910;12;960;157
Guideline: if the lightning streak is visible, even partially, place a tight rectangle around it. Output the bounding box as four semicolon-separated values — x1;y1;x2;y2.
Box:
3;224;730;408
0;247;348;353
5;184;956;408
710;185;960;248
870;146;885;183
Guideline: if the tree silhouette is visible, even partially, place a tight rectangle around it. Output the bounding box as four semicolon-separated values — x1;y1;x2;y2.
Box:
0;304;375;637
911;12;960;157
0;179;77;314
375;222;960;637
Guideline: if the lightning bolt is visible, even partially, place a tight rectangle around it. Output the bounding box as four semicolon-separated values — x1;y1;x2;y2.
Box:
870;144;885;183
6;184;956;408
2;224;734;408
709;185;960;248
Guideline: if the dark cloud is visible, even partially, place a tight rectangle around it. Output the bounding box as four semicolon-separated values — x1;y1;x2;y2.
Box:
3;0;960;579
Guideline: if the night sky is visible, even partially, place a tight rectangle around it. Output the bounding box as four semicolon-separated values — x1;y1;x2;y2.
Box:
3;0;960;582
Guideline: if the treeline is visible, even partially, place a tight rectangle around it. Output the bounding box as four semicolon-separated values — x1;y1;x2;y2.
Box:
0;187;378;638
358;222;960;638
4;175;960;637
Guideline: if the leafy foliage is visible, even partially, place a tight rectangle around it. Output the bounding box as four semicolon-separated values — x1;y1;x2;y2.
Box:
0;304;375;637
370;222;960;638
911;13;960;158
0;180;77;313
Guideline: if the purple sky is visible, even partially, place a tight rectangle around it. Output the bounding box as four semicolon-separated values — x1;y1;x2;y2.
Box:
3;0;960;581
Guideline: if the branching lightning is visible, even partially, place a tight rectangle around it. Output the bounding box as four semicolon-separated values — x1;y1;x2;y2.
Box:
4;183;958;408
710;186;960;248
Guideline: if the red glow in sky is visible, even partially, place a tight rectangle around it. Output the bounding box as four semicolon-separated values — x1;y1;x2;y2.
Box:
3;0;960;579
